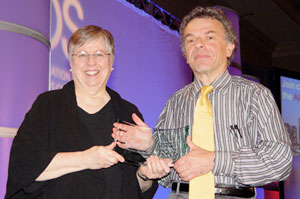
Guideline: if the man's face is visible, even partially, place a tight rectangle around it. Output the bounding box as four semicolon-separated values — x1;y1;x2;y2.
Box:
183;18;234;81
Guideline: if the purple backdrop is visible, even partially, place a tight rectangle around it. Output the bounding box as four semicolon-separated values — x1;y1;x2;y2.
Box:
0;1;50;198
0;31;49;128
0;0;50;37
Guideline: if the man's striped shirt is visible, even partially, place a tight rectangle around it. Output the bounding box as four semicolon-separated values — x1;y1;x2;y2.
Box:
150;70;292;188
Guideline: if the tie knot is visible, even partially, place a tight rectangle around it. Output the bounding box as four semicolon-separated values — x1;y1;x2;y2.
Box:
200;86;214;98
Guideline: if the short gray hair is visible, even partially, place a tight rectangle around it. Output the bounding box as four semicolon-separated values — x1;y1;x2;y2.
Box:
68;25;115;63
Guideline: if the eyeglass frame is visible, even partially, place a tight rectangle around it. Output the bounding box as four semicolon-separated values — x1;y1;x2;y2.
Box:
71;50;111;63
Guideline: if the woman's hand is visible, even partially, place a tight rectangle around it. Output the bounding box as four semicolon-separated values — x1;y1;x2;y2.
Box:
82;142;125;170
36;142;124;181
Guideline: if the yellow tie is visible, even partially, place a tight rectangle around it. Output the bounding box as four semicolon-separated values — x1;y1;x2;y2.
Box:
189;85;214;199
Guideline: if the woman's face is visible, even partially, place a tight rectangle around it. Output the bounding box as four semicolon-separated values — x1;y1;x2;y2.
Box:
70;37;113;92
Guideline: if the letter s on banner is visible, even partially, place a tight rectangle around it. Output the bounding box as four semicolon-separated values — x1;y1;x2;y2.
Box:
61;0;84;58
51;0;63;50
63;0;84;33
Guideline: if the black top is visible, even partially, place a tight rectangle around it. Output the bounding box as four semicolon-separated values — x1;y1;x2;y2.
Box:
5;81;158;199
77;101;116;145
77;101;122;199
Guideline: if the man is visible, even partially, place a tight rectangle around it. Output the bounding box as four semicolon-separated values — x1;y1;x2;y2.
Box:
112;6;292;199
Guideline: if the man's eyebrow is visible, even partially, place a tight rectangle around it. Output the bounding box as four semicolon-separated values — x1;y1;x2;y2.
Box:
184;30;217;39
183;33;194;40
205;30;217;35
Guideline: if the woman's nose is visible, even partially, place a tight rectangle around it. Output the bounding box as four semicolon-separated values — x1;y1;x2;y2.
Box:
87;54;96;64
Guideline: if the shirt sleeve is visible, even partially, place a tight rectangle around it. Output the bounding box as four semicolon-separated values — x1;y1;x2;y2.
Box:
213;88;292;186
5;95;57;198
151;99;180;188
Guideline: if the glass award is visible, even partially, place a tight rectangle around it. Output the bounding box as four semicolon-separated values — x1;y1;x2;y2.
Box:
115;121;190;166
153;126;190;162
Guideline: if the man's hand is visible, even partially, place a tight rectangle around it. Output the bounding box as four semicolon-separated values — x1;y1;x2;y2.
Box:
139;155;173;180
173;135;215;181
112;113;154;151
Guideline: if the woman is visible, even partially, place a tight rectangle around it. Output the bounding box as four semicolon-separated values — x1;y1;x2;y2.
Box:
5;25;157;199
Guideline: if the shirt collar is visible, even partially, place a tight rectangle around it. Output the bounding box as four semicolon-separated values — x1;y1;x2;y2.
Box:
191;70;232;96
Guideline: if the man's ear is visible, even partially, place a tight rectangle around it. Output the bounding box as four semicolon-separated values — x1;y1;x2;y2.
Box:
226;42;235;58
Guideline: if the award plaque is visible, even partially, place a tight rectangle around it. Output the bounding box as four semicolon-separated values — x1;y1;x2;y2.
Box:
153;126;190;162
115;121;190;166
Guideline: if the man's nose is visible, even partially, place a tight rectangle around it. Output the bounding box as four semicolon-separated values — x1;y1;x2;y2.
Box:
195;37;205;48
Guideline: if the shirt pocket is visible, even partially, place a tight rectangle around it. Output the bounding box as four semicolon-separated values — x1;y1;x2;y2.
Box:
228;124;251;148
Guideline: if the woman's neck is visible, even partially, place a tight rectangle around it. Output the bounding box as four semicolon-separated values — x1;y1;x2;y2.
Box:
75;85;111;114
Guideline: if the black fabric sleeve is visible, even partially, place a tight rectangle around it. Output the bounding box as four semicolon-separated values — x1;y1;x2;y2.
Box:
5;95;57;198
